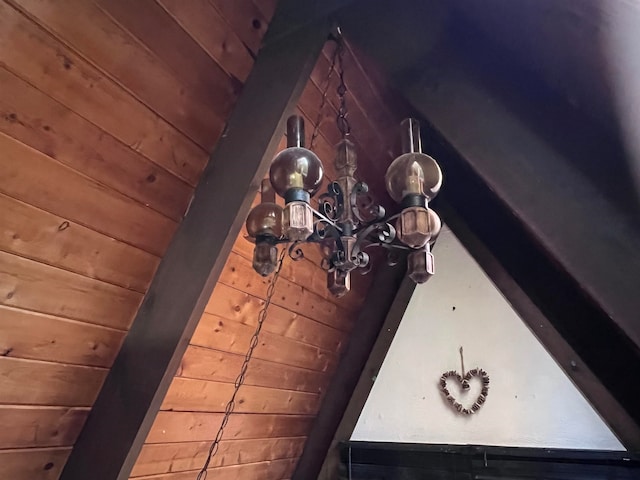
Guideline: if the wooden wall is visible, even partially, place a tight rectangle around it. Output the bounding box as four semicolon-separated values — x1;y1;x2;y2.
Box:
0;0;403;479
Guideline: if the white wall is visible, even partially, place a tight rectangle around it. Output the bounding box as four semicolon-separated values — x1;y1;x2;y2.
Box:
351;228;624;450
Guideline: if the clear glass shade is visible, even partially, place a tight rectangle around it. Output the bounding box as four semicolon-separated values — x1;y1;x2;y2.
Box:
245;202;283;238
269;147;324;197
283;201;313;241
385;152;443;203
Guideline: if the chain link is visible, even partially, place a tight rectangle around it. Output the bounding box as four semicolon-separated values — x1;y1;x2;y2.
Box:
335;38;351;139
195;247;288;480
309;38;341;152
194;31;347;480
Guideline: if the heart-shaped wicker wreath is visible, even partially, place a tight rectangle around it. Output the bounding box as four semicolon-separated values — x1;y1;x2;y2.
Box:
439;368;490;415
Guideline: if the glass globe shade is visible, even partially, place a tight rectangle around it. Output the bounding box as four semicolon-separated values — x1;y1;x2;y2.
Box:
245;202;283;238
427;208;442;245
269;147;324;197
385;152;442;203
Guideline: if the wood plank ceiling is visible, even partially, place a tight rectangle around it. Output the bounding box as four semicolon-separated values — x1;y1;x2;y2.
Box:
0;1;404;479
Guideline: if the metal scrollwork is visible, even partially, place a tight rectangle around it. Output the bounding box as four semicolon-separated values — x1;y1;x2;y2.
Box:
355;221;396;250
358;261;373;276
386;250;401;266
350;182;386;224
319;182;344;221
288;242;305;261
353;250;370;268
312;219;341;242
320;256;332;271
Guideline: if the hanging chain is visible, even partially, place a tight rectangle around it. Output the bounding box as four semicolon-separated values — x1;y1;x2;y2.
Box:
195;33;347;479
335;37;351;139
309;35;342;151
195;247;288;480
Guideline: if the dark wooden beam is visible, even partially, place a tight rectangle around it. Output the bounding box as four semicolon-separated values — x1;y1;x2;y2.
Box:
316;276;415;479
264;0;361;45
401;55;640;350
292;262;413;480
60;15;331;480
341;442;640;479
339;3;640;449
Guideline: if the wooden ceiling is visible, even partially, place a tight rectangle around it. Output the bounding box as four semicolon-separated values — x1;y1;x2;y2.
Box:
0;0;406;479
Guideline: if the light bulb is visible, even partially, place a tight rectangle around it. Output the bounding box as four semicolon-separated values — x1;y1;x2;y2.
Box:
385;152;442;203
269;148;324;198
245;202;283;239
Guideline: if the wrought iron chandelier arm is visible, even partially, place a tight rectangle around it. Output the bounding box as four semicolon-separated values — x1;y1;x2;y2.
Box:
345;181;385;225
318;181;345;221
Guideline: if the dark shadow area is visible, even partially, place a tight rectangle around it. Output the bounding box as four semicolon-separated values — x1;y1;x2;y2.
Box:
441;8;640;220
340;442;640;479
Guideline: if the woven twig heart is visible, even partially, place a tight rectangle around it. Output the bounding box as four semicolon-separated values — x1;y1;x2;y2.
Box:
439;368;490;415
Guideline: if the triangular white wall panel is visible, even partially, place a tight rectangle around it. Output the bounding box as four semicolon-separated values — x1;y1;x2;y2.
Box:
352;228;624;450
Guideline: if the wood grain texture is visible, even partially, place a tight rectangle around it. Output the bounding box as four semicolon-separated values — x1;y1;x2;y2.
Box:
0;66;192;222
162;377;321;415
157;0;254;82
0;406;88;449
96;0;238;130
60;14;331;480
219;252;355;331
178;346;329;394
206;282;346;352
0;305;124;367
231;234;366;312
212;0;269;54
146;412;314;444
0;0;400;477
0;251;141;330
0;447;71;480
10;0;224;151
0;193;158;293
0;357;107;406
132;437;305;477
0;131;177;257
0;0;207;185
132;458;297;480
192;313;338;373
234;218;374;302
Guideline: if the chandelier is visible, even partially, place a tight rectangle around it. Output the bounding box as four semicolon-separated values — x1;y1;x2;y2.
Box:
245;39;443;298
